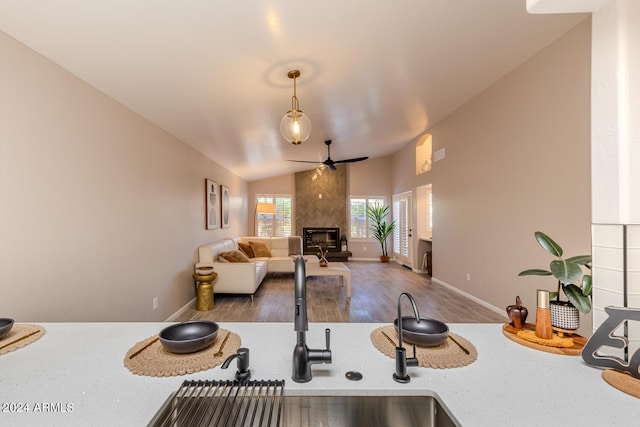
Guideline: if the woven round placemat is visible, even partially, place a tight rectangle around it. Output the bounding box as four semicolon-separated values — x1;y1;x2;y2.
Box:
124;329;241;377
371;325;477;369
0;324;46;356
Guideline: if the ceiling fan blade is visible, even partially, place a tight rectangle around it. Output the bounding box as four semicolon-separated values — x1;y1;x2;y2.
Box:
332;156;369;164
287;140;367;171
287;160;324;164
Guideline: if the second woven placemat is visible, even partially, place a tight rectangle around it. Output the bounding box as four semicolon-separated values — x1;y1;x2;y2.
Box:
371;325;477;369
0;323;46;356
124;328;241;377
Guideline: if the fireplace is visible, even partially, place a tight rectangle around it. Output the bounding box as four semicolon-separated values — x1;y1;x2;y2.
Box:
303;227;340;254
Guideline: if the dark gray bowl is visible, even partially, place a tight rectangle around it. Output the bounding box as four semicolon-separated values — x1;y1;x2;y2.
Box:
0;318;15;340
394;317;449;347
159;321;219;354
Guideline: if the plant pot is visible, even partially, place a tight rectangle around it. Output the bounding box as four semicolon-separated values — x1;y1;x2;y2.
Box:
380;255;390;263
550;301;579;330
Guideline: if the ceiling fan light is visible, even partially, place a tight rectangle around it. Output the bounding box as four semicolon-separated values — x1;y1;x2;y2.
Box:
280;109;311;145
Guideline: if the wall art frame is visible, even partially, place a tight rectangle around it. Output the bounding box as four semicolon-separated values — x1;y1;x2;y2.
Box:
205;179;219;229
221;185;230;228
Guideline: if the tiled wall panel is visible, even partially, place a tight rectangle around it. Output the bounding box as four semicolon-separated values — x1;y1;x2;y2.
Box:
627;225;640;354
591;223;640;356
294;165;347;238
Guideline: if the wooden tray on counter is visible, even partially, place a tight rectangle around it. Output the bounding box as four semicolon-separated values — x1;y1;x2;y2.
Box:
502;323;586;356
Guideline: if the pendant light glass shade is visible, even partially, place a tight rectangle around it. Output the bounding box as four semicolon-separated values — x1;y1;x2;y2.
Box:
280;109;311;145
280;70;311;145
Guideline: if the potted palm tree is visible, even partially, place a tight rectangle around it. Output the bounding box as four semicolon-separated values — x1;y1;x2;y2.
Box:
366;203;396;262
518;231;592;330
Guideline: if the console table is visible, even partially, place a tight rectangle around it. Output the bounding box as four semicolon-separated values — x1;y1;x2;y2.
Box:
324;251;352;262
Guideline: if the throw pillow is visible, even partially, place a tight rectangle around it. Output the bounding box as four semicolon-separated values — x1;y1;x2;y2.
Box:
249;241;272;258
219;250;250;263
238;242;255;258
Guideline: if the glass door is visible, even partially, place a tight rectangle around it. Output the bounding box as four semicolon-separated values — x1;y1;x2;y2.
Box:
393;191;413;267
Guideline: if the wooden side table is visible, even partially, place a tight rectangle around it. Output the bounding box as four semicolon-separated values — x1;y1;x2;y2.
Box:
192;271;217;311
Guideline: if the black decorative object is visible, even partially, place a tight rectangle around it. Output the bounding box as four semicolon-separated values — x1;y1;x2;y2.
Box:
582;306;640;379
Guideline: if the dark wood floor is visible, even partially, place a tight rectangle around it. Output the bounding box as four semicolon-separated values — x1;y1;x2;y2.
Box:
177;261;507;323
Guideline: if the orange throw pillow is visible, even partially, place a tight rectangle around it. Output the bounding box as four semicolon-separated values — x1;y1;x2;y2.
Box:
249;241;272;258
238;242;255;258
219;250;250;263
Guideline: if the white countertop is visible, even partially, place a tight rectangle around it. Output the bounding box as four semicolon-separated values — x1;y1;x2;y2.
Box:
0;322;637;426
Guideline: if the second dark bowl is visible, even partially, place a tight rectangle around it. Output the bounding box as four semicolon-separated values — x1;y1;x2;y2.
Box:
394;317;449;347
159;321;219;354
0;318;15;340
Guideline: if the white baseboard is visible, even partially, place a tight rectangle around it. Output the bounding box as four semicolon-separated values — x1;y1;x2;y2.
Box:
165;297;196;322
431;277;508;319
348;257;379;262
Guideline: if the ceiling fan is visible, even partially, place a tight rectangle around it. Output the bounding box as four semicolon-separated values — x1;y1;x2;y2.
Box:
288;140;369;170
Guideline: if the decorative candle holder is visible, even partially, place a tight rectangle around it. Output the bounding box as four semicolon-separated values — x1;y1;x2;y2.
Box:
318;247;328;267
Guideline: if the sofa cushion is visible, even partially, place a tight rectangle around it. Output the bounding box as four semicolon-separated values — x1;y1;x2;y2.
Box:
238;242;255;258
249;241;272;257
269;238;289;257
267;256;295;273
219;250;250;263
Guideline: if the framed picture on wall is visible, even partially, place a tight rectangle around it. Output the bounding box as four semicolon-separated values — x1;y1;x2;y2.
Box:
221;185;230;228
205;179;219;229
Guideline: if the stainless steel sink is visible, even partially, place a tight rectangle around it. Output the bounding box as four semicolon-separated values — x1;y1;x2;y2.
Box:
282;395;460;427
149;380;460;427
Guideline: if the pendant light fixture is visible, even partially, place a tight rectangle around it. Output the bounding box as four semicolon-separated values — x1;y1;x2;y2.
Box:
280;70;311;145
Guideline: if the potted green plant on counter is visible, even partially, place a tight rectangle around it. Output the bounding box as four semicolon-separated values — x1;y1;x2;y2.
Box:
366;203;396;262
518;231;592;330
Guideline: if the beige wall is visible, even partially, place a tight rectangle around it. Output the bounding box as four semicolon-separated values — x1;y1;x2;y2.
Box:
349;155;393;195
392;20;592;333
0;31;247;322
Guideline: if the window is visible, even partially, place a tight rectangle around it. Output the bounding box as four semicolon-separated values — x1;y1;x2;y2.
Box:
256;195;292;237
349;196;386;239
392;192;411;261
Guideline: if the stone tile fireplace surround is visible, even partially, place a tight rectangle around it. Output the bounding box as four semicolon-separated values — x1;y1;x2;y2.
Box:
294;165;347;243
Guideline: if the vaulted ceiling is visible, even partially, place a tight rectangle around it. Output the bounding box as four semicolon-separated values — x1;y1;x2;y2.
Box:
0;1;587;181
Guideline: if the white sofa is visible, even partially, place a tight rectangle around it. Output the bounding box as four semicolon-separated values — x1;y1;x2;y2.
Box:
195;236;317;298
